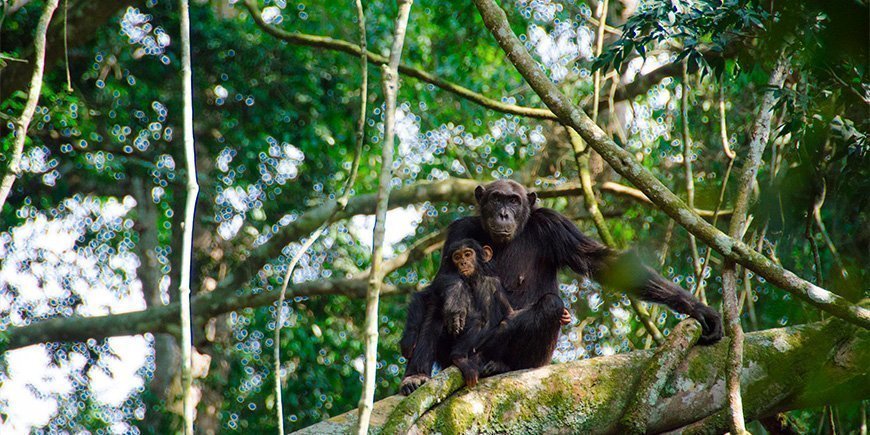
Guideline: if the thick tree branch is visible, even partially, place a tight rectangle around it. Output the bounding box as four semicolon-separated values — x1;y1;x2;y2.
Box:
471;0;870;329
2;278;411;353
298;320;868;433
618;319;701;433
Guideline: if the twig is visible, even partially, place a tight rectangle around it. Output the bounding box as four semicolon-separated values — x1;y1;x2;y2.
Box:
63;0;72;92
356;1;413;432
591;0;609;124
810;179;848;278
694;79;737;302
0;0;59;213
241;0;553;120
680;61;705;304
178;0;199;433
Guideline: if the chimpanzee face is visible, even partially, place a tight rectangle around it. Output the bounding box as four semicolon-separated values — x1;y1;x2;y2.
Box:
452;247;478;277
449;240;493;277
475;180;537;244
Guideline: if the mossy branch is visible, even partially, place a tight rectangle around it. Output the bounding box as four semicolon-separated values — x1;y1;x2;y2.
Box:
298;320;868;433
617;319;701;433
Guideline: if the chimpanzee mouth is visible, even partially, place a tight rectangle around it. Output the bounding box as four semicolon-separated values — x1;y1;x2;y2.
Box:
491;231;514;242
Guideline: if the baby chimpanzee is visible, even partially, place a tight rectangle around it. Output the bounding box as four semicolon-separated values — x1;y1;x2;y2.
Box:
443;238;514;387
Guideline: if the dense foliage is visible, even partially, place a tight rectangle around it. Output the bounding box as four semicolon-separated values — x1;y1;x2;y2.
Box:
0;0;866;432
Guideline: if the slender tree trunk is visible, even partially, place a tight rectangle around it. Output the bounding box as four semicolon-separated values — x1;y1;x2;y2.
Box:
721;55;789;434
356;1;413;433
0;0;59;212
178;0;200;433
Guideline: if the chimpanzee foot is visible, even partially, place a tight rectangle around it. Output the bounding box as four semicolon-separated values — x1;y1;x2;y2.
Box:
399;374;430;396
691;303;724;345
480;360;511;377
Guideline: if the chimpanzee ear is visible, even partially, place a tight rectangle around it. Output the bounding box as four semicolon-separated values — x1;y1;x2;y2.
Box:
527;192;537;206
482;245;493;262
474;185;486;204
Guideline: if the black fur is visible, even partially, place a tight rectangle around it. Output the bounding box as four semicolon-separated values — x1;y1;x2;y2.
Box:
399;180;723;395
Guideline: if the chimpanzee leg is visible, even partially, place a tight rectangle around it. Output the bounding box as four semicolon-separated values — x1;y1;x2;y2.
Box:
481;292;564;371
450;323;484;387
596;251;723;344
400;291;443;396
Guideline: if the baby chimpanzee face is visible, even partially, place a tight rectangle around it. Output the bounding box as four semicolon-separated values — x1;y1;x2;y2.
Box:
452;247;477;277
449;239;493;278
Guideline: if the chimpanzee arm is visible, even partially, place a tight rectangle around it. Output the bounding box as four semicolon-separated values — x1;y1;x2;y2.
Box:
532;208;723;344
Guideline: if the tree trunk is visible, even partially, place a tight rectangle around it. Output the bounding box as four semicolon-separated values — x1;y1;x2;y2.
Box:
296;320;868;434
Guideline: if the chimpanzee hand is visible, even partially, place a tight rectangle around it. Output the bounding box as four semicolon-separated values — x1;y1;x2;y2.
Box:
399;374;430;396
446;309;467;336
480;360;511;377
560;308;571;325
691;302;723;345
462;365;479;388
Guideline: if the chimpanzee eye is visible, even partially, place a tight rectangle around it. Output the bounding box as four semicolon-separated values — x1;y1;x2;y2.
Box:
510;196;521;204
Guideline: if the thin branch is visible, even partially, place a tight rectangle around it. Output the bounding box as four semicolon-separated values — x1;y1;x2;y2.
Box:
591;0;609;124
471;0;870;328
721;55;790;435
356;1;413;432
568;135;663;345
680;61;705;304
0;0;59;213
694;82;737;301
178;0;199;432
810;179;848;279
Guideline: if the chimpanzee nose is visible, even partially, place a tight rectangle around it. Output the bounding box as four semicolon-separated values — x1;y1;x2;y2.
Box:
498;210;509;220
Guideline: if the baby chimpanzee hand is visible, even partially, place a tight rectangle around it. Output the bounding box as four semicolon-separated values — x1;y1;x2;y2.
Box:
446;309;467;336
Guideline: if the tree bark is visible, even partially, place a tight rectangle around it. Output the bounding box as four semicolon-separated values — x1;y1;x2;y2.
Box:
296;320;869;434
178;0;199;432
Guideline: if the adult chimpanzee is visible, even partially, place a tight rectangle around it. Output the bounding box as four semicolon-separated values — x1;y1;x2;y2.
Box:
442;238;515;387
399;179;723;395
